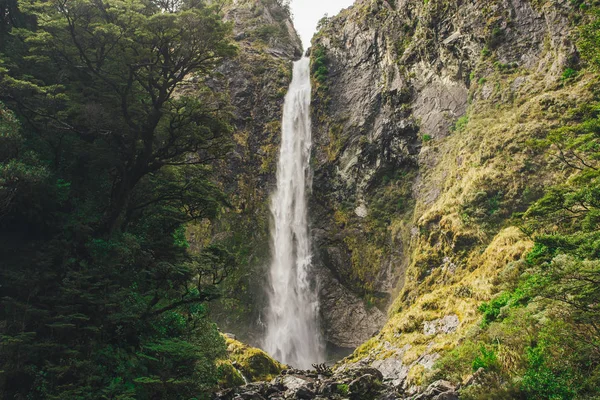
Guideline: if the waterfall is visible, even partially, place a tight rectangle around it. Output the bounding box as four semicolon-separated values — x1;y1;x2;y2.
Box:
264;57;324;369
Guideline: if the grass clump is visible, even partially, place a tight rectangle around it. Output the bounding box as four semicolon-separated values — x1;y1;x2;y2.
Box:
452;115;469;132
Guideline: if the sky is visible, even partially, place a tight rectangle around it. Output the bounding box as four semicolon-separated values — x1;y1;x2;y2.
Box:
289;0;355;49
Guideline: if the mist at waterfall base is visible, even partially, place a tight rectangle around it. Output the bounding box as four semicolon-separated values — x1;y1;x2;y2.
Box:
263;57;325;369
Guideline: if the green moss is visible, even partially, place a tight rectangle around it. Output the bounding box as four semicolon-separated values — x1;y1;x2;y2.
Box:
225;337;283;382
451;115;469;133
217;360;246;387
336;384;349;395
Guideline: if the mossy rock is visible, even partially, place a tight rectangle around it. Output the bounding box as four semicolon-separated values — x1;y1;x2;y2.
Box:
224;336;284;382
217;360;246;387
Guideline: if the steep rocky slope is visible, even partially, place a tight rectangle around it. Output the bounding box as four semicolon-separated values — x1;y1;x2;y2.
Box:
308;0;595;390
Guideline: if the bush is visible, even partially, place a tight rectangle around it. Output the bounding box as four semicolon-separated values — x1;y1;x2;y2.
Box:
452;115;469;132
311;45;329;85
521;345;577;400
561;68;578;80
472;346;501;372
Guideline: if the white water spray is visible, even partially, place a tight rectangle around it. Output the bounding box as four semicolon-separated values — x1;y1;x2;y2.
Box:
264;57;324;369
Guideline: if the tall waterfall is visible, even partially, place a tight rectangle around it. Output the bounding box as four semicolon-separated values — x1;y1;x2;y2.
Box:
264;57;324;369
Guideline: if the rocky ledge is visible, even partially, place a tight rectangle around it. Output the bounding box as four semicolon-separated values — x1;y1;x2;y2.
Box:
213;364;458;400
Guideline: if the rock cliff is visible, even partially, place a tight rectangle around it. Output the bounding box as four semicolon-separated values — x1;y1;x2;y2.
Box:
195;0;390;354
309;0;592;390
197;1;597;387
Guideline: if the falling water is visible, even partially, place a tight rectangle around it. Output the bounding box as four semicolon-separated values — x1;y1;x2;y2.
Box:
264;57;324;369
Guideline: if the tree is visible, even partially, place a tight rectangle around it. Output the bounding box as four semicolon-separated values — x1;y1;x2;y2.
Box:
0;0;238;397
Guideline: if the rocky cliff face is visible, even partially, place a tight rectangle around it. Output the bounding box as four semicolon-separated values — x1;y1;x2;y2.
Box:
309;0;590;389
187;0;302;345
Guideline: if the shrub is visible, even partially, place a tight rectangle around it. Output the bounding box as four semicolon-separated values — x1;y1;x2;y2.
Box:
311;45;328;85
472;346;501;372
478;292;512;327
521;345;577;400
561;68;578;80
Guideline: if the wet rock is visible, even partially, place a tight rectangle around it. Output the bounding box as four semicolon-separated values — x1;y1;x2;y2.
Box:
281;375;312;390
317;381;341;396
215;388;235;400
377;393;401;400
294;386;316;399
216;364;401;400
335;363;384;382
279;375;316;398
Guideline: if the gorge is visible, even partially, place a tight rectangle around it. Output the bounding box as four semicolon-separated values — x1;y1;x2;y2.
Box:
208;0;600;398
0;0;599;399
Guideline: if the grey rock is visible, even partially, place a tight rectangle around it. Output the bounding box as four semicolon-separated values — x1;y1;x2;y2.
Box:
233;391;266;400
349;374;381;399
294;386;316;399
317;268;386;348
281;375;312;391
417;353;440;370
423;315;460;336
371;357;410;387
335;363;385;382
308;0;579;352
317;381;341;396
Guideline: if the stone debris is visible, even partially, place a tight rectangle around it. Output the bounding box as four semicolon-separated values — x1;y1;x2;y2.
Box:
213;365;459;400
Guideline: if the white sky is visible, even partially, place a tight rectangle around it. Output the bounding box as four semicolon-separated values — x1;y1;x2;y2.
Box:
290;0;355;49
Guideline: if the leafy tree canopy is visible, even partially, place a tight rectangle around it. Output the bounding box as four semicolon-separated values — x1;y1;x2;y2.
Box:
0;0;238;397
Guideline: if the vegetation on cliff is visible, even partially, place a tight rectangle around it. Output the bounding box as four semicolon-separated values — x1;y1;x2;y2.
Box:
311;0;600;397
429;13;600;397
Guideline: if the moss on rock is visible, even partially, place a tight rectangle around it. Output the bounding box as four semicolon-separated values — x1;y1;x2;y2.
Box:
224;336;284;383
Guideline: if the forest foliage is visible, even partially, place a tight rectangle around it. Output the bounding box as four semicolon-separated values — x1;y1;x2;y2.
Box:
0;0;239;398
